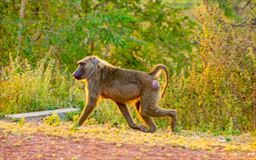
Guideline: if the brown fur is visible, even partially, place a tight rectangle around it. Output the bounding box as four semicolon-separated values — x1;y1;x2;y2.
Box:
73;56;177;133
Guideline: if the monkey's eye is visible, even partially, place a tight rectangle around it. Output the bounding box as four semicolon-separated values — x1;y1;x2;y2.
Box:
78;62;85;65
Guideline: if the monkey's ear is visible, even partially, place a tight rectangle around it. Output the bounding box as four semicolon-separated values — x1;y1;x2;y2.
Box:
91;58;99;65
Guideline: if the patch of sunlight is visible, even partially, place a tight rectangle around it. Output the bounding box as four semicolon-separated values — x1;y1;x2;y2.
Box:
0;121;255;152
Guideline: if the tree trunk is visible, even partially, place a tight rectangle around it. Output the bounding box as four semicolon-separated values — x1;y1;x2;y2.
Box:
17;0;26;54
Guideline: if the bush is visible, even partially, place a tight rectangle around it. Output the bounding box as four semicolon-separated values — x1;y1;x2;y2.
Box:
43;113;61;127
161;5;256;132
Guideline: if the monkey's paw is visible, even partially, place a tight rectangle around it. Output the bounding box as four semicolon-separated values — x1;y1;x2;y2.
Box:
135;125;148;133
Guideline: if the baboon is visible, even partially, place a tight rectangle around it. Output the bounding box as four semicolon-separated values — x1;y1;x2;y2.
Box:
72;56;177;133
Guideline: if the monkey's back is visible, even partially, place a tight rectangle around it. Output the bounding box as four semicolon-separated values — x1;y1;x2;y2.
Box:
100;66;158;103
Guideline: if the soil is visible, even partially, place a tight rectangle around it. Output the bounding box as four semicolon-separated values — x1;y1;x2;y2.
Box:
0;130;255;160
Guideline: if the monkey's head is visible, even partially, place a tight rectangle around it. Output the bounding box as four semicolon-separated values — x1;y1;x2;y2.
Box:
72;56;100;80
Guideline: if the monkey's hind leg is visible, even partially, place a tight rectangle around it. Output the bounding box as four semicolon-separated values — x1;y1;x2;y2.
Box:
135;101;157;133
140;91;177;132
148;107;177;132
116;102;147;132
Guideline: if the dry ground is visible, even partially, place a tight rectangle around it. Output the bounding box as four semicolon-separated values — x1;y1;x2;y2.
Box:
0;121;255;160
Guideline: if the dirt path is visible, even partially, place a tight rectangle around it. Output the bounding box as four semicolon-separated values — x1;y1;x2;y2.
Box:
0;131;254;160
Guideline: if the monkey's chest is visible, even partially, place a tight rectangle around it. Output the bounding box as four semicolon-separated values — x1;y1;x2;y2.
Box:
101;82;141;103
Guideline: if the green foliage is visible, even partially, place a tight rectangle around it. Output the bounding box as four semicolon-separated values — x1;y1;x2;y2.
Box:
224;136;232;142
0;0;197;73
209;0;256;23
0;113;5;119
0;56;83;114
43;113;61;127
216;0;237;19
161;4;256;132
83;8;136;47
18;117;26;127
63;111;81;122
70;114;80;131
224;118;240;135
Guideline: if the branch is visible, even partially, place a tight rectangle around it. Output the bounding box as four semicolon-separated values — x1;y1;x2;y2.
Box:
243;0;252;9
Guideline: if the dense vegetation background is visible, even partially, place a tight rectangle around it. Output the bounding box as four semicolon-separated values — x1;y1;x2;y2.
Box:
0;0;255;133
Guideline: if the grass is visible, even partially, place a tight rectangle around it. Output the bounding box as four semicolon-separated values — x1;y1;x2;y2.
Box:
0;120;255;152
0;56;84;114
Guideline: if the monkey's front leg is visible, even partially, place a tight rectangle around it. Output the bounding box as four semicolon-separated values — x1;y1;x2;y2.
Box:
78;81;100;126
78;95;98;126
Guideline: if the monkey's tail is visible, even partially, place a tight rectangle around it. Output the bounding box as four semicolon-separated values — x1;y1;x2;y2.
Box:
149;64;170;98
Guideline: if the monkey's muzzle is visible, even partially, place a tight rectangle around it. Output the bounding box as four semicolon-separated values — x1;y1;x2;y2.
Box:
72;70;83;80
